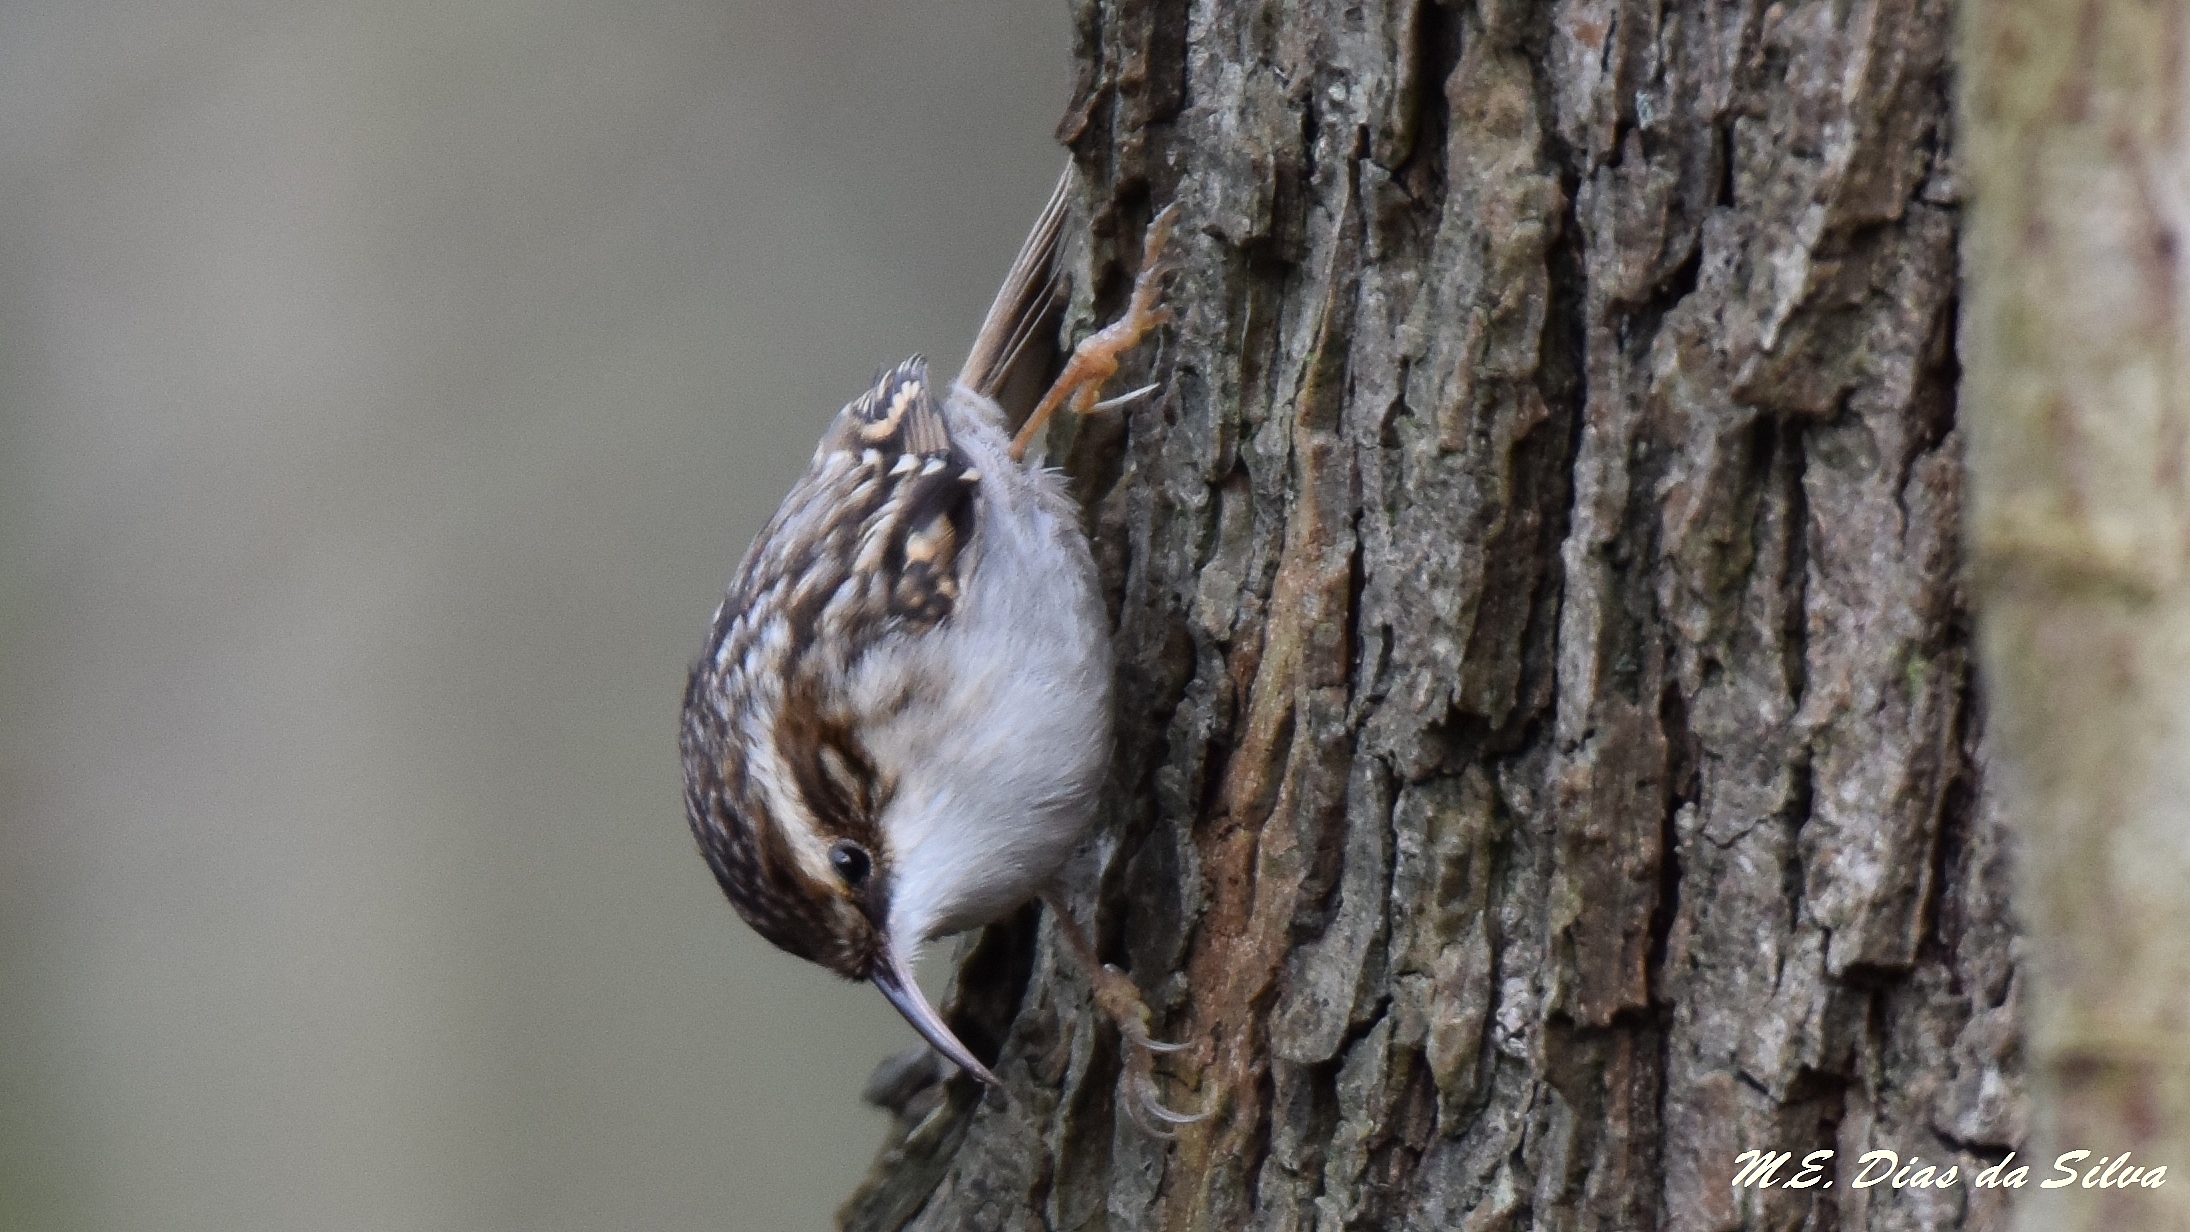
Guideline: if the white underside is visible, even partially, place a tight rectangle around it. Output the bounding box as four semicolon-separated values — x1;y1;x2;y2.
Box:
853;383;1113;955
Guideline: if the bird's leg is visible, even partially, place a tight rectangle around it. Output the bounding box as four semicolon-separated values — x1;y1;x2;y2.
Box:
1041;892;1209;1136
1008;203;1182;464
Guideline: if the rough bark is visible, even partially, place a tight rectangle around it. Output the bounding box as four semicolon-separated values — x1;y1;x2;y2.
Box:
1959;1;2190;1229
845;2;2021;1229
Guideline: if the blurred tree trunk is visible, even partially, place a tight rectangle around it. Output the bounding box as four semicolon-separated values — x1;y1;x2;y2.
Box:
843;1;2022;1229
1960;2;2190;1230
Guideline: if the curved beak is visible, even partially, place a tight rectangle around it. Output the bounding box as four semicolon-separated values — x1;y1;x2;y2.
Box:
868;943;999;1086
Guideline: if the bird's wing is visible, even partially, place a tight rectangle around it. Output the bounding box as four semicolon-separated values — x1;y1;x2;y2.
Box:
683;357;975;955
723;356;978;650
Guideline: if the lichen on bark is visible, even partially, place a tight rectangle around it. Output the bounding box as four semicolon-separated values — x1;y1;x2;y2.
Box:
843;1;2020;1229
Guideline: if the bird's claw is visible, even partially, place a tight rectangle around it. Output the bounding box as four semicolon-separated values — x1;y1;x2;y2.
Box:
1122;1048;1210;1140
1091;381;1162;414
1129;1032;1190;1054
1043;897;1210;1138
1088;960;1209;1134
1135;1070;1211;1126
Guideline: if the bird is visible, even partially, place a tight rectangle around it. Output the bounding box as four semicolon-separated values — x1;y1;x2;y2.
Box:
678;169;1198;1128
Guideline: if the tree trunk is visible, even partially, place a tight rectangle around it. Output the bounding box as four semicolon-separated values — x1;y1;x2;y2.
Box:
1959;2;2190;1229
844;2;2021;1229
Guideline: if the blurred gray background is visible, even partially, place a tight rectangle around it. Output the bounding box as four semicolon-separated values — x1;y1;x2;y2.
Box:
0;2;1064;1228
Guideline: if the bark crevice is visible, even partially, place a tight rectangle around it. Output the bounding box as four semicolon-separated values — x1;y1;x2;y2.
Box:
841;2;2017;1228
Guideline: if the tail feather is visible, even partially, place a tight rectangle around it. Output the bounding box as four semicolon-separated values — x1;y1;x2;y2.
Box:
957;166;1071;430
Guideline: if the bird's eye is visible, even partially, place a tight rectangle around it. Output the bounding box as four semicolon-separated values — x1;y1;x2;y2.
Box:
829;841;871;887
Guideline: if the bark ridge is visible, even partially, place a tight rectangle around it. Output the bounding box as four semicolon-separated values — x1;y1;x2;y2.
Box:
844;2;2020;1229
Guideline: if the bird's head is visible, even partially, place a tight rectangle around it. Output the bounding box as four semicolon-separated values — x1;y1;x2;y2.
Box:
677;356;1003;1086
679;692;999;1086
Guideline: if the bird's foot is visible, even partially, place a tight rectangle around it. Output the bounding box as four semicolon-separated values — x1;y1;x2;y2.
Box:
1043;894;1211;1137
1090;960;1211;1138
1008;203;1183;463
